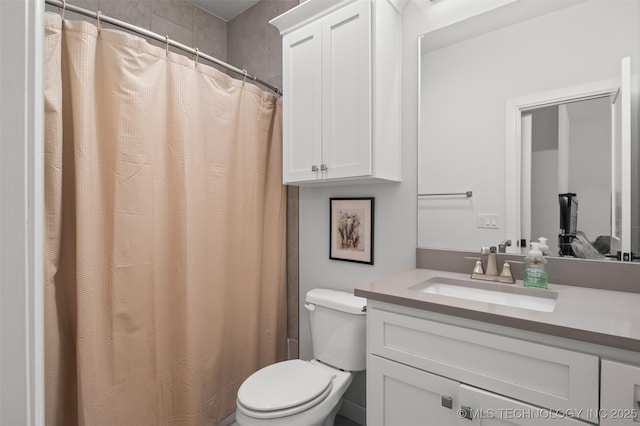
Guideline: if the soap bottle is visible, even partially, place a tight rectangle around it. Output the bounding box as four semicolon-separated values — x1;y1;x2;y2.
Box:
537;237;550;256
524;242;548;289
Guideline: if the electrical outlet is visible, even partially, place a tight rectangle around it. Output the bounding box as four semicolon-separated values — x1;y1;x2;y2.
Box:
477;214;499;229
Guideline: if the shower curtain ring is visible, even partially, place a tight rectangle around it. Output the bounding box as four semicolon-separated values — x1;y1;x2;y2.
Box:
96;10;102;32
60;0;66;19
242;69;248;85
194;47;200;65
165;35;170;55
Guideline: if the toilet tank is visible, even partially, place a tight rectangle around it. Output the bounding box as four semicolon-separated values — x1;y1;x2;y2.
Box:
304;289;367;372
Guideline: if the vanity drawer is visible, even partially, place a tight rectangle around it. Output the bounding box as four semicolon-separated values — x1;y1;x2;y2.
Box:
368;308;599;419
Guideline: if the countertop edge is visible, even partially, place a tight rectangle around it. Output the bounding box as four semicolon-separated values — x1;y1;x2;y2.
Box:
355;287;640;353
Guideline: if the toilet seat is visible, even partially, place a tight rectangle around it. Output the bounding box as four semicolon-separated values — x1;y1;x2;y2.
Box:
237;360;334;419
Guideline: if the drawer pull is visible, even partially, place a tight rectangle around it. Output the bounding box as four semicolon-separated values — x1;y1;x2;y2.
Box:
311;165;319;172
441;396;452;409
460;405;473;420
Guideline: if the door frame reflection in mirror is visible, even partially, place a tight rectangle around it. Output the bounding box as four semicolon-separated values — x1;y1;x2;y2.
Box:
505;64;631;259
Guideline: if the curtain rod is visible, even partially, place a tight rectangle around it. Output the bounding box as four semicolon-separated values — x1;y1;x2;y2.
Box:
45;0;282;96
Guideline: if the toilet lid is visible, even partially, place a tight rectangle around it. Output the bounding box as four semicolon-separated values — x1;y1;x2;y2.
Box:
237;359;333;413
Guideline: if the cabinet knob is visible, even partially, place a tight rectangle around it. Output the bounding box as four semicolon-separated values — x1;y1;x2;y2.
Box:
311;165;319;172
441;396;453;409
320;164;328;171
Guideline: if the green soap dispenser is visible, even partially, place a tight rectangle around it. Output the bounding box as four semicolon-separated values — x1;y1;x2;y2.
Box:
524;242;548;289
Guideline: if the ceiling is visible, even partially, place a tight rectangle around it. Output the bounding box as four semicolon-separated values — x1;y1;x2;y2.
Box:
188;0;261;22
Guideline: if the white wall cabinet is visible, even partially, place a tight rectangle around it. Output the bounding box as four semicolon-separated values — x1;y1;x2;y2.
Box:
367;304;604;426
272;0;402;185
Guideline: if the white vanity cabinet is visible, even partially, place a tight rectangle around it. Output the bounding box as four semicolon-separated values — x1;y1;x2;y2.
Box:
600;360;640;425
458;385;591;426
367;304;601;425
369;353;593;425
271;0;402;185
368;354;461;426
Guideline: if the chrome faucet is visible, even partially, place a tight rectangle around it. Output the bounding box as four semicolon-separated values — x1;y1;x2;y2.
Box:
465;246;516;284
498;240;512;253
482;246;498;276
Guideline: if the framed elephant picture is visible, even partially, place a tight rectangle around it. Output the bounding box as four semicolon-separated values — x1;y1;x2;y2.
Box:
329;197;374;265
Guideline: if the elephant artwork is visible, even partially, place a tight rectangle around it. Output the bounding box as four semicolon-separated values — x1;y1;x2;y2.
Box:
337;210;364;251
329;198;374;264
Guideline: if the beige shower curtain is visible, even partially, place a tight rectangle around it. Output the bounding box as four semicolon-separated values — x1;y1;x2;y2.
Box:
44;14;287;426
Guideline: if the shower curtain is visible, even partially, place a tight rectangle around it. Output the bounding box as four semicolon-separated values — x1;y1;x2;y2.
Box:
44;14;287;426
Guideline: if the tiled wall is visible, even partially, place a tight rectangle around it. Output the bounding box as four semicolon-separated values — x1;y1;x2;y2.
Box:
227;0;298;92
47;0;227;65
227;0;300;359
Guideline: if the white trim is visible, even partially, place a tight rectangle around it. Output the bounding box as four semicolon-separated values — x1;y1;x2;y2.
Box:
0;0;45;424
557;104;570;194
505;79;618;254
619;57;632;257
611;87;622;245
270;0;357;35
520;113;532;247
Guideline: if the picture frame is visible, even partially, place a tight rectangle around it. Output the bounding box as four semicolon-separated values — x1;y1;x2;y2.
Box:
329;197;374;265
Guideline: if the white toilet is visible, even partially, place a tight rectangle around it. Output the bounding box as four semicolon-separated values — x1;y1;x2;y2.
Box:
235;288;367;426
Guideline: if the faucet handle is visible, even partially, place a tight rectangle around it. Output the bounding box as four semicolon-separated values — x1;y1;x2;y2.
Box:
498;262;515;283
498;260;523;284
464;256;484;276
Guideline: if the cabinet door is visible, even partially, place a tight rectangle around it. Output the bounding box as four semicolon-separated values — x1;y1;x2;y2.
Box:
601;359;640;425
282;22;323;184
368;354;460;426
321;0;372;180
458;384;592;425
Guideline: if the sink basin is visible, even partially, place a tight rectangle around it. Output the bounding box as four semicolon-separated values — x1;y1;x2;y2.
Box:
411;277;557;312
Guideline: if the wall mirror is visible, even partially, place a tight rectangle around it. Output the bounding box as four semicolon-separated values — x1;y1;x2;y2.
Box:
417;0;639;261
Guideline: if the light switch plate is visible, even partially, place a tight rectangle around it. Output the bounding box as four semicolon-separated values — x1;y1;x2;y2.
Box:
477;214;499;229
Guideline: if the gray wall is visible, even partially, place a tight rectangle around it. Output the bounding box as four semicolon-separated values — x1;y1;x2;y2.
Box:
46;0;227;66
226;0;300;360
227;0;297;91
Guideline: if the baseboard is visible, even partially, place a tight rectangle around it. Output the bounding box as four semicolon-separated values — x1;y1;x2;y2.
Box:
338;399;366;425
218;410;237;426
222;401;365;425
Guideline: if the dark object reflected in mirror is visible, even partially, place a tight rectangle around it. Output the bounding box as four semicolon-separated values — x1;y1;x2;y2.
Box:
558;193;578;257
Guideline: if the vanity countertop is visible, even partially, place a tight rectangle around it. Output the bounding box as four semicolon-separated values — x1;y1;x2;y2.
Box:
354;268;640;352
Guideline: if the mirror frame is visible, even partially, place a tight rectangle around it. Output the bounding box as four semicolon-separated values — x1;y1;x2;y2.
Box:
504;78;620;254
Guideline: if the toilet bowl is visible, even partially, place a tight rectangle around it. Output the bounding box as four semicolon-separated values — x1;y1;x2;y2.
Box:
235;289;367;426
235;359;354;426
